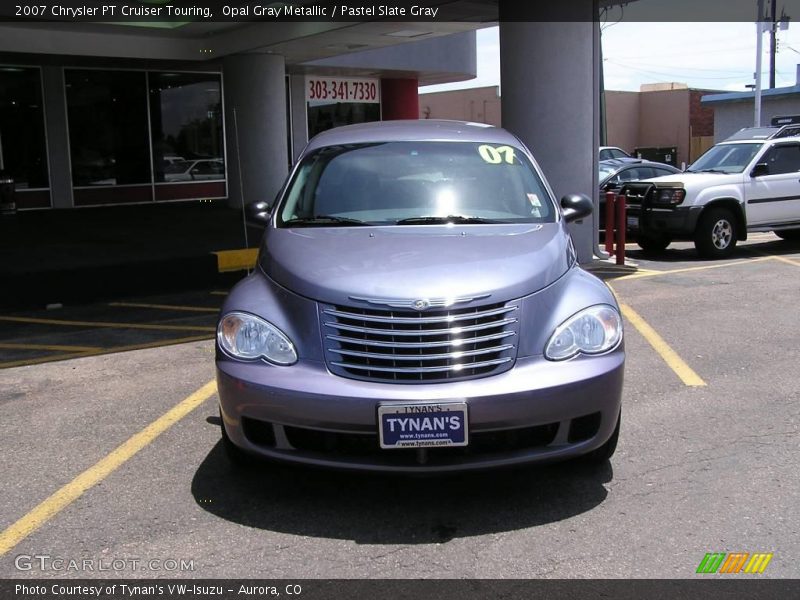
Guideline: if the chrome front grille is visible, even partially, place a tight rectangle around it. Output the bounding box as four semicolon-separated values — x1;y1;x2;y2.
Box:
321;301;519;383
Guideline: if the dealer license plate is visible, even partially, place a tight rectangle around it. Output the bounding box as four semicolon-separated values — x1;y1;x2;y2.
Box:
378;402;468;449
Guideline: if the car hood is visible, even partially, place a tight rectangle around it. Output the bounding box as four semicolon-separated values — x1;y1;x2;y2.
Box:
643;172;742;189
259;223;571;306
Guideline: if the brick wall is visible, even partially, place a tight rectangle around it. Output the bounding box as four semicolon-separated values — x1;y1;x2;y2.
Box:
690;91;716;137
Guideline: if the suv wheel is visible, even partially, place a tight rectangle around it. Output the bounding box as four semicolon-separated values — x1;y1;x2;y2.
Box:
636;234;671;254
695;208;737;259
775;229;800;241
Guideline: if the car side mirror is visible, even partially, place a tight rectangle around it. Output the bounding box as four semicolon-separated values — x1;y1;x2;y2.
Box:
245;201;272;226
561;193;593;223
751;162;769;177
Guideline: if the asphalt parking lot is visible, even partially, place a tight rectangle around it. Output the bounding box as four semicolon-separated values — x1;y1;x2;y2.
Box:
1;233;798;579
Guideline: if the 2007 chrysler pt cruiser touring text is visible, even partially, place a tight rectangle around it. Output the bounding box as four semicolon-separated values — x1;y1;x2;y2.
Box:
216;120;624;473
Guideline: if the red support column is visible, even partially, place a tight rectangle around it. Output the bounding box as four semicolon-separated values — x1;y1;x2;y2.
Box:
615;193;627;265
380;78;419;120
605;191;616;255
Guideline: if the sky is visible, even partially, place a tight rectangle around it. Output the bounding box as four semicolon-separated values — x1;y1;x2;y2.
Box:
419;20;800;95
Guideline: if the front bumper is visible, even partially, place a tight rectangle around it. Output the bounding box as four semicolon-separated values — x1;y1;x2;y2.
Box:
628;204;702;239
216;351;624;473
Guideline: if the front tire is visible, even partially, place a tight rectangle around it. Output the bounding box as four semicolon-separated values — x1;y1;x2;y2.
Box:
582;411;620;464
220;409;258;467
694;207;738;259
774;229;800;241
636;233;671;254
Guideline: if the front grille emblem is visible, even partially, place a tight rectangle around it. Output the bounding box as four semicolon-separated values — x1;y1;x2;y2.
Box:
413;299;431;311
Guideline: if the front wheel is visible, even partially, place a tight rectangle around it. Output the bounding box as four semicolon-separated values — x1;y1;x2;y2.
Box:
694;208;738;259
774;229;800;241
636;233;671;254
220;409;258;468
582;411;620;464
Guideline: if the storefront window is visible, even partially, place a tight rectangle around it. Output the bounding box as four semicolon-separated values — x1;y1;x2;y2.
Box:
149;72;224;183
0;66;49;190
65;69;151;187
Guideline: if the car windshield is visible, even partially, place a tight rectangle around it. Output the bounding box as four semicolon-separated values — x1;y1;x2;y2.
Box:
598;164;619;180
277;141;556;227
687;143;763;174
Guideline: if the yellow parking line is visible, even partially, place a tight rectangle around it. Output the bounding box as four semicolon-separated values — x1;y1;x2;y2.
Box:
0;335;213;370
618;302;706;387
0;352;95;369
0;380;218;557
0;316;214;333
612;256;773;281
0;342;101;352
109;302;219;313
769;255;800;267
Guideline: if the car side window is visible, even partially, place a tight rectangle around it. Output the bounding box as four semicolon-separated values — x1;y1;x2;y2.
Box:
761;144;800;175
609;149;628;159
599;150;610;160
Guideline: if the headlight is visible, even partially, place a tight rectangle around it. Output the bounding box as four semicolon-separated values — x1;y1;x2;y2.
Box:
217;312;297;365
544;305;622;361
654;188;685;206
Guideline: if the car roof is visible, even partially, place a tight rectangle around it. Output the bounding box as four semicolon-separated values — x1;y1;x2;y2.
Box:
599;158;678;169
719;135;800;145
723;124;800;142
304;120;520;152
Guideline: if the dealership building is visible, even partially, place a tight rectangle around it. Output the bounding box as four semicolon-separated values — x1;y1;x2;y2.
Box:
1;1;624;264
0;19;480;211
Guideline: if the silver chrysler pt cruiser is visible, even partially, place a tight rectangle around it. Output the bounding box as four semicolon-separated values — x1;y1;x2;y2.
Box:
216;120;624;473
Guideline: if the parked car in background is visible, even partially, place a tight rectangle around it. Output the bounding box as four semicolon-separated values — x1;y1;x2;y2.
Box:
599;146;631;160
622;133;800;257
598;158;681;229
164;159;225;182
216;120;624;473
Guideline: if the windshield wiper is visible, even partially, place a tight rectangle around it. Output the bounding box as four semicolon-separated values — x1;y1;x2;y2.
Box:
395;215;500;225
282;215;368;227
686;168;727;174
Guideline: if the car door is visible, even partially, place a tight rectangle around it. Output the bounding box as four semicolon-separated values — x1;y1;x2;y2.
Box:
744;143;800;226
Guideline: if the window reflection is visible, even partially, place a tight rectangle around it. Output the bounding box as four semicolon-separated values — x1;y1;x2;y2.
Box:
149;72;224;183
0;66;49;190
65;69;151;187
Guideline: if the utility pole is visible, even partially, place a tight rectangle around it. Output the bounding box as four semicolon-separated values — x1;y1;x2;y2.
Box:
755;0;765;126
770;0;777;88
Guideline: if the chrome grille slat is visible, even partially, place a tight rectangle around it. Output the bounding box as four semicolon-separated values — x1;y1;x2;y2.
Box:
321;300;520;383
323;317;517;337
330;357;512;374
325;331;516;349
322;305;517;324
329;345;514;362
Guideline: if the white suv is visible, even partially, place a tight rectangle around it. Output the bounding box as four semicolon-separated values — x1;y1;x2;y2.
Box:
621;134;800;258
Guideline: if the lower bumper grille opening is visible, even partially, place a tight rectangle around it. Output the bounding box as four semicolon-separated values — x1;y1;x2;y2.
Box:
567;412;602;443
281;422;560;464
284;426;376;455
242;417;276;448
